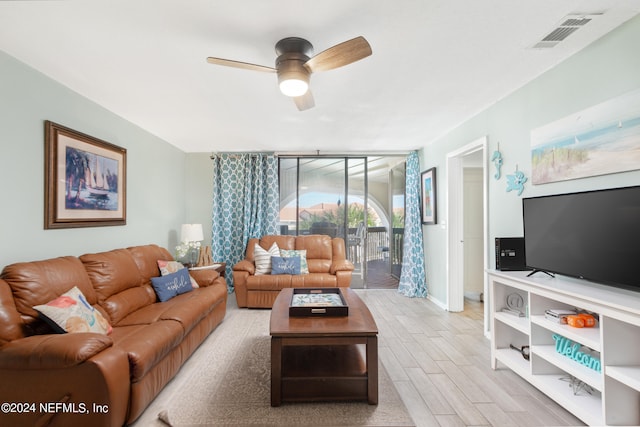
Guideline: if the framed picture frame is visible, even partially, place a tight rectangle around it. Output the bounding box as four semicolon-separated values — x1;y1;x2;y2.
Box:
44;121;126;229
420;167;437;224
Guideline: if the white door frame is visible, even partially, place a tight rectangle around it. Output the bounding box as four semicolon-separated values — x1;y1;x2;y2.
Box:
446;136;489;331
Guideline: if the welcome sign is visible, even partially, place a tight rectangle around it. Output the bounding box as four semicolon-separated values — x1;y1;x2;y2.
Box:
552;334;601;372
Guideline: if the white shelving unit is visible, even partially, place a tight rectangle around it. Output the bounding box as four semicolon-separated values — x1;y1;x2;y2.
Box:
489;270;640;426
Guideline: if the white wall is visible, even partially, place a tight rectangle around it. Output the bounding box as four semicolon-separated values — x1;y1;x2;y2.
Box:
0;50;187;265
421;15;640;306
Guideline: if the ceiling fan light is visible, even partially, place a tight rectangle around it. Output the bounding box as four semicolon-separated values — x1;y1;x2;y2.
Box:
279;78;308;97
277;58;310;97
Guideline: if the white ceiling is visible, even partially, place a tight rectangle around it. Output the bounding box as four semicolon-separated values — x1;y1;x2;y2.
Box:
1;1;639;154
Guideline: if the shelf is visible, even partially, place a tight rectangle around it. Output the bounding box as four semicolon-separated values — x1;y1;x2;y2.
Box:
489;269;640;316
282;345;366;377
495;347;530;377
494;311;529;335
531;373;603;426
532;344;602;391
531;315;601;351
188;263;223;271
605;365;640;392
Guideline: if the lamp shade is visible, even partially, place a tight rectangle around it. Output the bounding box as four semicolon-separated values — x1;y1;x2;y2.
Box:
277;59;310;97
279;78;308;97
181;223;203;243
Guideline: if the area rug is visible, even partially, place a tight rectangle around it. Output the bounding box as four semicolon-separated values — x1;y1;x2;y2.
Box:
157;309;414;426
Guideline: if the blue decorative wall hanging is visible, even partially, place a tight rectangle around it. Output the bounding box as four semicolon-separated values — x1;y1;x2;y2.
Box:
506;164;527;196
491;143;503;180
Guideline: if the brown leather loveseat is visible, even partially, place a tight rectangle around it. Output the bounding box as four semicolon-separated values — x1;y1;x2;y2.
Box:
233;235;354;308
0;244;227;427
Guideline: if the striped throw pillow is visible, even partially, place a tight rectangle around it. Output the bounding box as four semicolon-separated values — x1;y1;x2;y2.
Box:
254;242;280;275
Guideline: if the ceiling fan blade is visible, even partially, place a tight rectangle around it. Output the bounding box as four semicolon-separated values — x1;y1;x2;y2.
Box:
304;36;372;72
206;57;275;73
293;90;315;111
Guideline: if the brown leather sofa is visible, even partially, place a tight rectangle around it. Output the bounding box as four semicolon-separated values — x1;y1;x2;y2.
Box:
0;244;227;427
233;235;354;308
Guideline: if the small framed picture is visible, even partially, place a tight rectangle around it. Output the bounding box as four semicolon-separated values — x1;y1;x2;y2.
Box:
421;167;437;224
44;121;126;229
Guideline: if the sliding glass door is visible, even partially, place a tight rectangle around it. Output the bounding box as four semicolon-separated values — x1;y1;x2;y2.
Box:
390;161;406;279
278;155;404;288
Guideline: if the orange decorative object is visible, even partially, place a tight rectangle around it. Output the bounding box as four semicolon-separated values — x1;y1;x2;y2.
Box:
567;315;585;328
567;314;597;328
578;313;596;327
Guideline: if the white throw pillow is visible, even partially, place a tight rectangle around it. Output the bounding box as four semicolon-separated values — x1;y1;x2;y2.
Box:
254;242;280;275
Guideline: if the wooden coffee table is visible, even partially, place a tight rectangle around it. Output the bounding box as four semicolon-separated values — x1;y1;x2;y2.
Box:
270;287;378;406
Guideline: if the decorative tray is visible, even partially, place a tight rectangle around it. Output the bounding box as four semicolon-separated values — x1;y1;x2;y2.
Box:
289;288;349;317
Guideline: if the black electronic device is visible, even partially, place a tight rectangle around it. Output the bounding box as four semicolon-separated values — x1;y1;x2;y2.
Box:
522;185;640;291
495;237;529;271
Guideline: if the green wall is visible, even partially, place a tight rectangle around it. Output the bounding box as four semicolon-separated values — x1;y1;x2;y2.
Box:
185;153;214;245
421;15;640;305
0;50;187;266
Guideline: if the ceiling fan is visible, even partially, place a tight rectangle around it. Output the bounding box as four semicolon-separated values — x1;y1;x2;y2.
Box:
206;36;372;111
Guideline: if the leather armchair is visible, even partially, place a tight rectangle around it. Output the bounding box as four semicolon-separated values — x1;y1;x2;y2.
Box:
233;235;354;308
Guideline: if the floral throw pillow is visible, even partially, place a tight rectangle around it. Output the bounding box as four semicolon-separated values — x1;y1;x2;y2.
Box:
157;260;199;288
279;249;309;274
33;286;112;335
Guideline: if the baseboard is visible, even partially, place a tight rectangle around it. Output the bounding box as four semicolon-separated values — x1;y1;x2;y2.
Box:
427;294;447;311
464;291;483;302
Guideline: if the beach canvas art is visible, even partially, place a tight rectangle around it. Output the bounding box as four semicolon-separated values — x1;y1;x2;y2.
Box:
531;89;640;185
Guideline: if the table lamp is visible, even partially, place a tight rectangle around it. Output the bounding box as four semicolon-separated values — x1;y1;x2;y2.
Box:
180;223;203;267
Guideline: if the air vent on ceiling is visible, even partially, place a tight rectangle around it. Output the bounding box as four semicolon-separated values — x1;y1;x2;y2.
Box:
532;14;601;49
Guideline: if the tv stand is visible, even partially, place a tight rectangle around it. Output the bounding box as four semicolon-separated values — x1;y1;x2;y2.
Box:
489;270;640;426
526;269;555;278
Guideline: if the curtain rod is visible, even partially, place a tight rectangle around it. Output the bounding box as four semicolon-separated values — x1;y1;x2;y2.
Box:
210;150;411;159
210;152;274;159
275;151;410;158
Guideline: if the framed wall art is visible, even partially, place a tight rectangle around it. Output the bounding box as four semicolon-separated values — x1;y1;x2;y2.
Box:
44;121;126;229
531;88;640;184
420;167;437;224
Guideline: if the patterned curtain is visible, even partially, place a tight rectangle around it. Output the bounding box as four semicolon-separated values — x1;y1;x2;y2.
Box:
398;151;428;298
211;153;279;291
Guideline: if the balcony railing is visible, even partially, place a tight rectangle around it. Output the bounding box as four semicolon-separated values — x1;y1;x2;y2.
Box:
281;225;404;267
347;226;403;264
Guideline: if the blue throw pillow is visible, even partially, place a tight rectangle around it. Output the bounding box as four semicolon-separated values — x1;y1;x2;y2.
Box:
271;256;301;275
151;268;193;302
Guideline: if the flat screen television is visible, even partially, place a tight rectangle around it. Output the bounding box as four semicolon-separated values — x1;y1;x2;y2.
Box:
522;185;640;291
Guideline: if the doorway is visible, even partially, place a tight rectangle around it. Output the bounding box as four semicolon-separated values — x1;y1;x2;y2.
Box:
446;137;489;334
463;161;484;303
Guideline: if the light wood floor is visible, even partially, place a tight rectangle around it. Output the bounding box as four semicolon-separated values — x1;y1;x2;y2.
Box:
356;290;585;427
133;290;586;427
351;259;400;289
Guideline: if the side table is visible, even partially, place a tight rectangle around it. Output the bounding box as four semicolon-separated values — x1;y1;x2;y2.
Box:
188;262;226;277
